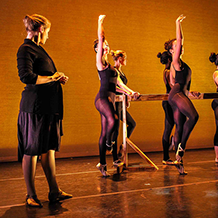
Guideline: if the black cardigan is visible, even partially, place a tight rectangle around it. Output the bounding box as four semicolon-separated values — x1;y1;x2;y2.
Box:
17;39;63;119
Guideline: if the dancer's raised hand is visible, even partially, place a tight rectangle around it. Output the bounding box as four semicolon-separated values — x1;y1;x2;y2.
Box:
176;14;186;23
98;15;106;23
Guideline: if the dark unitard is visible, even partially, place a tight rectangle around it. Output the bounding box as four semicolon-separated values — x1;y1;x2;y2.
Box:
211;81;218;146
112;69;136;160
95;64;118;165
162;69;174;161
168;62;199;152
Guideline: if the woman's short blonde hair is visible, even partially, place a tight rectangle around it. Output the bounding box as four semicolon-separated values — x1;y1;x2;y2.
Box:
23;14;51;32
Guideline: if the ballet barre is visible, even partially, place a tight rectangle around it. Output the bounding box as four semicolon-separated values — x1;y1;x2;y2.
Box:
116;92;218;170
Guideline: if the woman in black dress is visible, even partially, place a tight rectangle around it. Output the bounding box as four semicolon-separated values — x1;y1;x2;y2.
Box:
167;15;199;174
17;14;72;207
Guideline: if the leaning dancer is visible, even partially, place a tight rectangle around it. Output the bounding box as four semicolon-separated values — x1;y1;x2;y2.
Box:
17;14;72;207
111;50;139;159
209;52;218;163
94;15;124;177
157;51;175;165
167;15;199;174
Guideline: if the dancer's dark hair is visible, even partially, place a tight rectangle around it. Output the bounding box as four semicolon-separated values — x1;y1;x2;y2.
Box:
157;51;172;65
209;53;218;66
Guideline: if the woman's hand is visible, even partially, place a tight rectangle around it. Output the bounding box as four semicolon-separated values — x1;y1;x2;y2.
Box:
51;72;69;84
51;72;63;81
98;15;106;23
59;75;69;85
176;14;186;23
57;72;69;85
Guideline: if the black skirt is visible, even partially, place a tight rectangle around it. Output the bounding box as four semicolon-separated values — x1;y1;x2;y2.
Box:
17;111;63;162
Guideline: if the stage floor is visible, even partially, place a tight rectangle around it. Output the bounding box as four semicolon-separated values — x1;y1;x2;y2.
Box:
0;148;218;218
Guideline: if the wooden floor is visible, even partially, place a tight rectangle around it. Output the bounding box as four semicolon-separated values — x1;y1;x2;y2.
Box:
0;148;218;218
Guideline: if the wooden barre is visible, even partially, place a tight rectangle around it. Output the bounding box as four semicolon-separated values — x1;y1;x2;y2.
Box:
116;93;218;102
116;92;218;169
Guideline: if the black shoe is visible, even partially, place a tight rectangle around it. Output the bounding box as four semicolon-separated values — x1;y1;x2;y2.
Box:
49;189;73;203
26;195;43;207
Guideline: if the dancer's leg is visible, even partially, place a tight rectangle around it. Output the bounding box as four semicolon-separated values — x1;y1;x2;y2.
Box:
172;107;186;152
99;114;107;165
126;111;136;138
162;101;174;161
95;98;116;146
171;93;198;150
212;100;218;162
112;102;121;161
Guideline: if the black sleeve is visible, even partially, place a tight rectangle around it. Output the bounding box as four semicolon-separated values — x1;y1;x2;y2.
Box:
17;45;38;84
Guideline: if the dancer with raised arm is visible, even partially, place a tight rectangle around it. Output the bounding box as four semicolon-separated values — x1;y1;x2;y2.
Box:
111;50;139;159
157;51;175;165
209;53;218;163
94;16;134;176
167;15;199;175
17;14;72;207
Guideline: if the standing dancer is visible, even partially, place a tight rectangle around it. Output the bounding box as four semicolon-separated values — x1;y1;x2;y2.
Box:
94;16;132;176
157;51;175;165
111;50;139;159
167;15;199;174
209;53;218;163
17;14;72;207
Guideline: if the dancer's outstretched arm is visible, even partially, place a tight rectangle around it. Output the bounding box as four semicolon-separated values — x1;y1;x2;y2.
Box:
116;75;140;99
173;14;185;69
170;15;186;85
96;15;106;71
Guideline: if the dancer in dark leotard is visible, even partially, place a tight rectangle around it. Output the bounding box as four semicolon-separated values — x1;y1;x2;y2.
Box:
94;16;133;176
157;51;175;165
111;50;139;159
166;15;199;175
209;53;218;163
